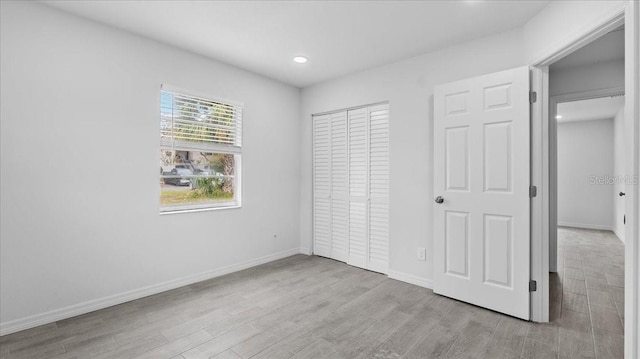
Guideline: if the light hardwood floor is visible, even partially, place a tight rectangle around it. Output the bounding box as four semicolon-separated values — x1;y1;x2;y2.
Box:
0;228;624;358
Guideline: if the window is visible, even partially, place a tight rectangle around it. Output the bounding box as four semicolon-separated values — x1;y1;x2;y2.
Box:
160;86;242;212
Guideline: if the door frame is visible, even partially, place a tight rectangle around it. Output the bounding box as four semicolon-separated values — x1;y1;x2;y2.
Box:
529;2;639;357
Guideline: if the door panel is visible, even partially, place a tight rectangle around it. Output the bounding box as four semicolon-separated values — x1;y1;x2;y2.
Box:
368;104;389;274
348;201;367;268
313;114;331;258
484;122;512;192
446;127;470;191
330;112;349;262
313;198;331;257
349;109;368;199
445;211;470;278
434;66;530;320
347;108;369;268
484;214;513;288
369;201;388;273
331;199;349;262
348;108;369;269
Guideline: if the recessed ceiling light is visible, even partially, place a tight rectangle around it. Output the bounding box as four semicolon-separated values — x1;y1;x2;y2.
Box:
555;115;563;120
293;56;308;64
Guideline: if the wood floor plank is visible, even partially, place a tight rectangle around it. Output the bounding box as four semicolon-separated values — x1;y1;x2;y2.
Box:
162;308;232;341
3;341;66;359
135;330;213;359
289;338;336;359
181;325;261;359
562;292;589;314
403;325;459;359
89;334;169;359
593;327;624;359
558;327;595;359
590;306;624;335
371;299;448;358
481;316;529;358
587;288;616;310
209;349;242;359
231;321;302;359
444;320;496;358
521;338;558;359
330;309;411;359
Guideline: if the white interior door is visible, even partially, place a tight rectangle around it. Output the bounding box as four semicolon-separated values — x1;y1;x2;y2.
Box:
433;66;531;320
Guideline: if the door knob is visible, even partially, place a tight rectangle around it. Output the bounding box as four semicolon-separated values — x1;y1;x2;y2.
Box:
620;192;626;196
435;196;444;204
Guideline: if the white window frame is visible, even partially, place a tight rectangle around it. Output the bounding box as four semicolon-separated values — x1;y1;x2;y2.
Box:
159;84;243;214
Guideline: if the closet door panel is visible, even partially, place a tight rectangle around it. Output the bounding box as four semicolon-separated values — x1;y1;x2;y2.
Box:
331;199;348;262
348;108;369;268
369;201;389;273
348;201;368;269
313;198;331;258
313;114;331;258
348;109;368;199
368;104;389;274
330;112;349;262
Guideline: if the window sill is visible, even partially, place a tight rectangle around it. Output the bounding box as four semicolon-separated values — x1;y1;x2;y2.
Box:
160;204;241;215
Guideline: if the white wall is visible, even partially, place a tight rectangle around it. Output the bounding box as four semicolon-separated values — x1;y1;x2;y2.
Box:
556;119;614;230
613;107;627;241
299;29;526;285
550;59;625;96
0;1;301;333
523;0;626;64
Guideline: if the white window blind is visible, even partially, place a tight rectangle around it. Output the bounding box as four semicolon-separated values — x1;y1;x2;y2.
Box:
160;88;242;154
159;86;243;213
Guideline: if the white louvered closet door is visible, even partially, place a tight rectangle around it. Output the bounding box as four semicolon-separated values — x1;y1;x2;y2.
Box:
313;114;331;258
313;104;389;275
347;108;369;269
367;104;389;274
330;112;349;262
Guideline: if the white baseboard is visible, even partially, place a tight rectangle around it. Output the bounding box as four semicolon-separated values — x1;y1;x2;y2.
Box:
613;228;625;243
388;270;433;289
0;248;300;336
299;247;312;255
557;222;613;231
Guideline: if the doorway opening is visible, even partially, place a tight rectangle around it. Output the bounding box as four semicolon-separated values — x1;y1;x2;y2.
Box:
543;24;626;354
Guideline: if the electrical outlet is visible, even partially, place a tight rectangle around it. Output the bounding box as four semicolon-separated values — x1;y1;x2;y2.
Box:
417;248;426;261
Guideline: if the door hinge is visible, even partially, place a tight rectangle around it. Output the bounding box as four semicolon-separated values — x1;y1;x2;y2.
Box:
529;280;537;292
529;185;537;198
529;91;537;104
